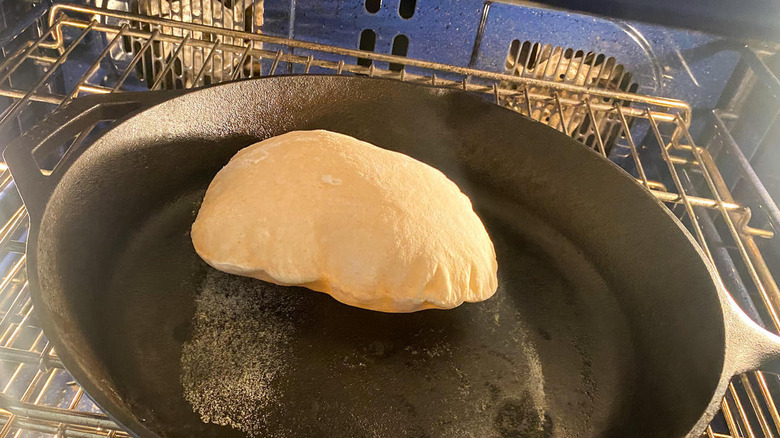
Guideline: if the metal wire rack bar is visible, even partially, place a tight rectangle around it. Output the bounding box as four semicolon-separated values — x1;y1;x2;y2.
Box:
47;4;694;117
3;26;680;123
0;3;777;437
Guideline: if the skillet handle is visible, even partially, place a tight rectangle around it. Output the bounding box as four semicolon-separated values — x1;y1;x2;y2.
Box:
724;291;780;375
3;90;184;221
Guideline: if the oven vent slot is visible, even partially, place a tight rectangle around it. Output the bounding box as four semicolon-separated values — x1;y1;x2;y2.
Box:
502;40;639;153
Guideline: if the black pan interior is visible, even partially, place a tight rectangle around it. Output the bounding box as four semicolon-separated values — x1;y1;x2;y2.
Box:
34;76;727;437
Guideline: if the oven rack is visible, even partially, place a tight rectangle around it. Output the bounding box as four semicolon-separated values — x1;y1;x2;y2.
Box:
0;3;777;437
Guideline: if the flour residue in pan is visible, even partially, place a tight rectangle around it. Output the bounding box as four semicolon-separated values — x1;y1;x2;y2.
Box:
181;269;302;436
182;266;552;436
468;283;550;437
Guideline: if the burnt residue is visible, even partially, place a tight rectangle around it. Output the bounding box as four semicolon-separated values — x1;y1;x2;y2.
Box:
495;395;553;438
486;382;502;402
573;334;597;403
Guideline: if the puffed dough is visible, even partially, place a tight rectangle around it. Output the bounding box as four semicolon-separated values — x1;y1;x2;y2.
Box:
191;130;498;312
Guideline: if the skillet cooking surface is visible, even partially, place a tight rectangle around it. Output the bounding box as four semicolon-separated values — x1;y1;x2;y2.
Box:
28;76;727;437
103;184;634;437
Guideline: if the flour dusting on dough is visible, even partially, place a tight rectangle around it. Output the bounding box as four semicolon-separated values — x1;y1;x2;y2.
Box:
321;174;342;185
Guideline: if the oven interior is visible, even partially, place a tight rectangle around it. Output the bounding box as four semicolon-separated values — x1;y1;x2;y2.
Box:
0;0;779;436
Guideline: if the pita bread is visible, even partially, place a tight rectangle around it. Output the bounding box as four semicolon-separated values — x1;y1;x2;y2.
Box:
191;130;498;312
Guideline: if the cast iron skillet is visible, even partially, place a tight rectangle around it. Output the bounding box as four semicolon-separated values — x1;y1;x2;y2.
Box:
5;76;780;438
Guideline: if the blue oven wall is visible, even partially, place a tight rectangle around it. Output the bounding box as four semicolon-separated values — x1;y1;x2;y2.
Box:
262;0;740;110
262;0;483;76
262;0;740;178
